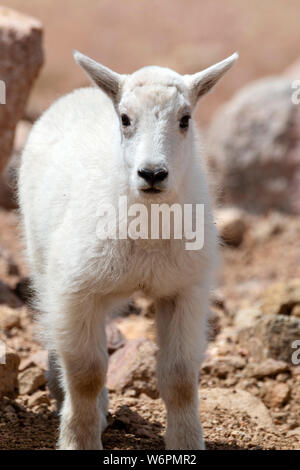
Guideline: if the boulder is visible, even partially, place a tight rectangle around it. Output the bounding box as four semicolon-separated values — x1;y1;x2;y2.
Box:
207;77;300;214
0;7;43;173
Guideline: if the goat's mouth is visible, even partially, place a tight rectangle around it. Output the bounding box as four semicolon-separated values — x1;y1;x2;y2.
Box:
142;186;162;194
141;187;162;194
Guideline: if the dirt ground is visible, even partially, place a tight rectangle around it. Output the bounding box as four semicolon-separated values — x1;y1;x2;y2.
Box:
0;208;299;450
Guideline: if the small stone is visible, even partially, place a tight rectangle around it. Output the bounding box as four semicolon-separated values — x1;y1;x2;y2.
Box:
250;213;284;244
215;207;247;247
264;382;291;408
234;306;262;329
291;366;300;377
18;366;46;395
27;390;50;408
249;359;289;379
262;279;300;316
0;305;20;330
276;373;290;383
291;305;300;318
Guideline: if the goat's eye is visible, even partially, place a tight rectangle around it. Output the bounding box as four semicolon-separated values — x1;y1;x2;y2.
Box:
179;115;191;129
121;114;131;127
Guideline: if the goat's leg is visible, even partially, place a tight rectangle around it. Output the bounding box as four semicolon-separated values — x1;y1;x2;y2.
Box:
155;286;209;450
48;297;109;450
47;350;109;426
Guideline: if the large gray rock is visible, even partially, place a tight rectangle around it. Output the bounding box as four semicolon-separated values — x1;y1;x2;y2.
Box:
207;77;300;214
238;314;300;365
0;7;43;173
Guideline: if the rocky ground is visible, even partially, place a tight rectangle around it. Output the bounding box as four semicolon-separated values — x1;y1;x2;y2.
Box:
0;207;299;450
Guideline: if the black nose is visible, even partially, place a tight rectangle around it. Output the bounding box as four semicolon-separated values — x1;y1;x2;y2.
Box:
138;167;168;186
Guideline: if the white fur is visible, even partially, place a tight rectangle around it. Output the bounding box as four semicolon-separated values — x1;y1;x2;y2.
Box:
18;52;237;450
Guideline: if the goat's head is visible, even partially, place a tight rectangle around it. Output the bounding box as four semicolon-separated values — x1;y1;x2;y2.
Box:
74;50;238;199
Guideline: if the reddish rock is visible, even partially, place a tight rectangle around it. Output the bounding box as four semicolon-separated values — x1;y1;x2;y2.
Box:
264;382;291;408
107;339;158;398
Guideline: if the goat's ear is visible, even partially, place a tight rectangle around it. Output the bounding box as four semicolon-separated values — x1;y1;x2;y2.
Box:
73;50;124;102
184;52;238;106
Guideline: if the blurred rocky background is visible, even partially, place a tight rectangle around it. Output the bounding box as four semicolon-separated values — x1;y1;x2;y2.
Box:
0;0;299;450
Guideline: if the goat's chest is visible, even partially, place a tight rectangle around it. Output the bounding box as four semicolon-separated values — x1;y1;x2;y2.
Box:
104;238;198;298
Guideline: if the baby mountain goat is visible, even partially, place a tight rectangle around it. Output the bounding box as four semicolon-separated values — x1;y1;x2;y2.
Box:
18;51;238;450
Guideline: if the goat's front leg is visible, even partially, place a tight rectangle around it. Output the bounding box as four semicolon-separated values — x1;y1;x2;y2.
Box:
50;297;109;450
155;286;209;450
